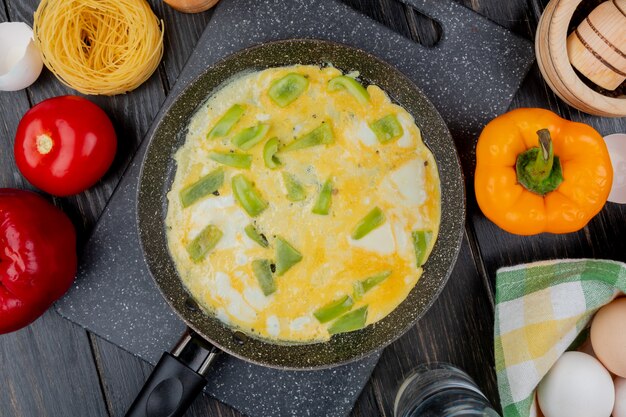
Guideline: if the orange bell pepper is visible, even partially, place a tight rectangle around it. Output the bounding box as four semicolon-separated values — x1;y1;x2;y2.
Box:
475;108;613;235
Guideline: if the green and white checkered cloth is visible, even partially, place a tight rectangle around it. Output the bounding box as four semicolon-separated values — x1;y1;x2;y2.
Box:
495;259;626;417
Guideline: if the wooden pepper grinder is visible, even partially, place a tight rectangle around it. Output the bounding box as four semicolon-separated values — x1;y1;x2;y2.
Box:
566;0;626;91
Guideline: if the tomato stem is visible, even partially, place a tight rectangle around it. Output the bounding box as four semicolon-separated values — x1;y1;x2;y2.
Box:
36;134;53;155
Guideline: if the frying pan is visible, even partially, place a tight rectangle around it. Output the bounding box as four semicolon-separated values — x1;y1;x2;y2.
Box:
128;39;465;417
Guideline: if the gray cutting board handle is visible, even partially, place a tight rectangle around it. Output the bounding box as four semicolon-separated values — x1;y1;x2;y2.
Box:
400;0;453;41
402;0;458;27
399;0;512;50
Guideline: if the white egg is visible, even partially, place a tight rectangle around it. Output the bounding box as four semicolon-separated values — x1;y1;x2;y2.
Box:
266;315;280;337
290;316;311;331
215;272;256;323
614;377;626;417
243;286;270;311
388;159;427;205
396;113;417;148
537;351;614;417
188;195;248;250
355;120;377;146
0;22;43;91
348;221;396;255
342;118;377;147
603;133;626;204
529;394;539;417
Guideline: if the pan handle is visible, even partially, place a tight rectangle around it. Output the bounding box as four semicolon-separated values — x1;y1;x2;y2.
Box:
125;330;221;417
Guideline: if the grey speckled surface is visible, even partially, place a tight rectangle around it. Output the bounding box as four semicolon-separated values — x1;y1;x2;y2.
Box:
55;0;534;416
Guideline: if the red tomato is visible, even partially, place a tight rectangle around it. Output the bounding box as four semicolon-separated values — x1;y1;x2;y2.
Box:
14;96;117;196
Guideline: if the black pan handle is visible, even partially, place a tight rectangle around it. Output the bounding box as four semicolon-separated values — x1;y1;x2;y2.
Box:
125;330;221;417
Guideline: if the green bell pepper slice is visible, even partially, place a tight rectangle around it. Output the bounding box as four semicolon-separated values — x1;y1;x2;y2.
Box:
232;123;270;150
328;76;370;105
281;123;334;152
179;168;224;208
275;236;302;276
186;225;223;262
328;306;368;335
252;259;276;296
244;224;269;248
351;207;386;240
268;73;309;107
209;152;252;169
282;172;307;202
353;271;392;301
232;174;268;217
370;114;404;144
263;137;282;169
207;104;245;140
312;178;333;215
412;230;433;267
313;295;354;323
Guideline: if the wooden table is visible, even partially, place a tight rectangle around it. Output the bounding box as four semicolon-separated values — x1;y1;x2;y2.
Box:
1;0;624;416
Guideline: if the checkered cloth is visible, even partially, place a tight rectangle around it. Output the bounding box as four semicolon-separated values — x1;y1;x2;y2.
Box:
495;259;626;417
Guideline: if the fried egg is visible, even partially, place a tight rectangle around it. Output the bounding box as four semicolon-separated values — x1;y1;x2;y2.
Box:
166;65;440;343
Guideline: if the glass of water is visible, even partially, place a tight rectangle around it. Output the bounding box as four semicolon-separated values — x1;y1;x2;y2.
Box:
394;363;500;417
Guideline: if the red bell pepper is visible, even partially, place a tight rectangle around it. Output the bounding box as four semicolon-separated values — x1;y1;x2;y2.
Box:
0;189;77;334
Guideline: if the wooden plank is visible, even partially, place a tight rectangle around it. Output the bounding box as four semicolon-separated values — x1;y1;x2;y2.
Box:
454;7;626;417
0;3;110;417
362;236;498;416
149;2;214;88
457;0;533;39
6;0;168;241
342;0;441;47
469;0;626;286
0;0;30;191
0;91;30;190
352;383;385;417
89;295;250;414
0;1;200;417
0;311;110;417
88;1;501;416
70;4;218;417
91;336;243;417
1;0;571;416
337;0;501;415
